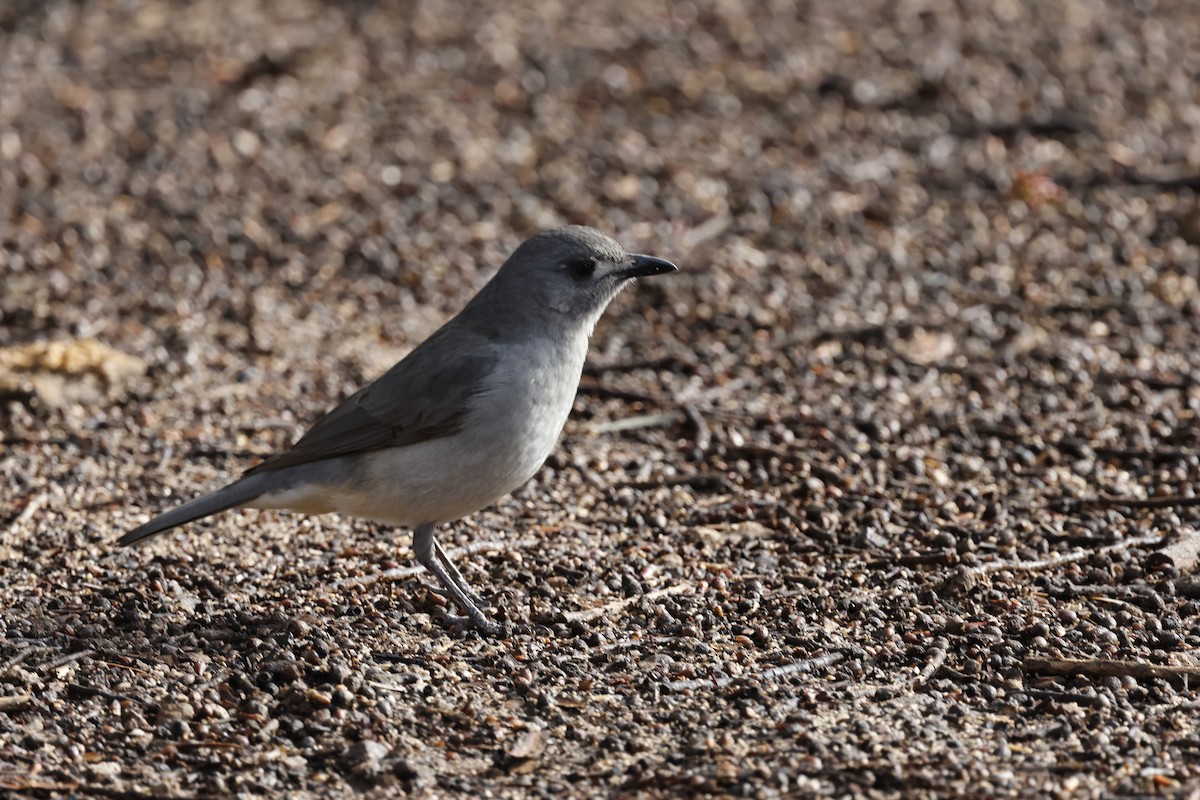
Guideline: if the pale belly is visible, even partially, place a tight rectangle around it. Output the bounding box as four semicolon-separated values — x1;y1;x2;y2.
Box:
250;336;585;527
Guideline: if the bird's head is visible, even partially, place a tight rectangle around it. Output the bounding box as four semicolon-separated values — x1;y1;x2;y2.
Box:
481;226;677;333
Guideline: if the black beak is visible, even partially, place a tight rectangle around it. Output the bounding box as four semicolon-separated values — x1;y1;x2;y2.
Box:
623;254;678;279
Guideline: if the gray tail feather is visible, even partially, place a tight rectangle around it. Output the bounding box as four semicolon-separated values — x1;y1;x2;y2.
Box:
117;476;266;547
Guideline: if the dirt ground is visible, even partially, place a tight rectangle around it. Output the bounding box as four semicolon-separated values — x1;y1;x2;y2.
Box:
4;0;1200;797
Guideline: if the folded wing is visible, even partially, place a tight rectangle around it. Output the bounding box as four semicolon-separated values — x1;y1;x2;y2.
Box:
245;340;497;475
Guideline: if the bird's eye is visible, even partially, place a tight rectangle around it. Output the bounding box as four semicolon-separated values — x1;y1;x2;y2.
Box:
565;259;596;280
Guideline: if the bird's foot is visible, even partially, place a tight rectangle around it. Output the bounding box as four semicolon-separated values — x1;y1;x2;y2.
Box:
436;608;504;637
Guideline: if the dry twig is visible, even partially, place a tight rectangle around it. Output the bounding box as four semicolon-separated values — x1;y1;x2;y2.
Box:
754;652;846;683
0;645;42;674
36;649;94;672
682;403;711;452
868;549;957;570
588;411;683;435
843;642;949;696
966;533;1162;578
0;693;33;712
666;651;844;692
563;583;693;623
1023;657;1200;686
914;646;950;687
1053;493;1200;513
615;474;733;492
0;778;194;800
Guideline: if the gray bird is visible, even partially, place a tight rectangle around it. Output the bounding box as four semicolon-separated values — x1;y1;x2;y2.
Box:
119;226;677;634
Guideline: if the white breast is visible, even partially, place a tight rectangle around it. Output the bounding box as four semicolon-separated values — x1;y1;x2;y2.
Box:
254;333;589;528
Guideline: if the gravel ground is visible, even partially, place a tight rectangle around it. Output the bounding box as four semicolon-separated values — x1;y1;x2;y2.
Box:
4;0;1200;797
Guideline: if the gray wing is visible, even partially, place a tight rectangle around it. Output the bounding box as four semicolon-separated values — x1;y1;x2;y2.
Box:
244;336;497;476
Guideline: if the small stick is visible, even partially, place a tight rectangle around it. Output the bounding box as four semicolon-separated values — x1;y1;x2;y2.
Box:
0;694;33;712
754;652;845;683
0;646;41;675
720;444;810;465
10;490;49;528
844;643;949;696
682;403;711;452
93;659;153;676
868;550;957;569
616;474;733;492
36;649;93;671
172;740;246;750
67;683;138;704
1057;493;1200;512
681;212;732;249
1091;446;1195;464
1024;688;1109;707
913;646;950;687
666;651;844;692
966;533;1161;577
587;411;683;435
564;583;693;623
1023;656;1200;685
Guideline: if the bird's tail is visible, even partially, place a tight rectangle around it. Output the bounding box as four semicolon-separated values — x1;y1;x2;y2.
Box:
117;476;266;546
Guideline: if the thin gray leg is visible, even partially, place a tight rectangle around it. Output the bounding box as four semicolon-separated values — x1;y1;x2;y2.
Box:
432;537;486;606
412;523;498;635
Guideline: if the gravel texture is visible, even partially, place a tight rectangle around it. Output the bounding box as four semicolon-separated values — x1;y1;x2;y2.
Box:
4;0;1200;797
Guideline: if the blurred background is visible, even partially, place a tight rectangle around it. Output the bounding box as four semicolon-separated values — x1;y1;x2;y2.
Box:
3;1;1200;796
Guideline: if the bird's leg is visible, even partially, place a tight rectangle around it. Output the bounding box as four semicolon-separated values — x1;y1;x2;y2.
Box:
432;537;487;607
412;523;498;635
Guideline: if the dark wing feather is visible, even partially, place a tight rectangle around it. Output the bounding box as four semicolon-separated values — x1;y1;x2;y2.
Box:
244;343;496;476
